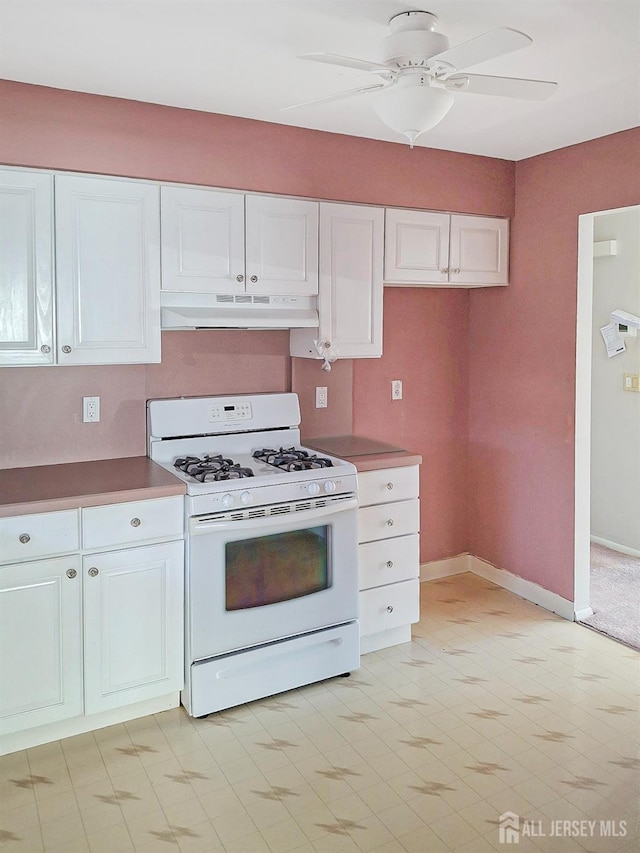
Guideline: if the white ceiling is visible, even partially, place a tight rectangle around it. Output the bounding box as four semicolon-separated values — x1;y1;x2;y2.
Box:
1;0;639;160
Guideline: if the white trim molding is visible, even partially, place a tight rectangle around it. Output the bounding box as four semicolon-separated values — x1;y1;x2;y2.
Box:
421;554;575;621
591;535;640;559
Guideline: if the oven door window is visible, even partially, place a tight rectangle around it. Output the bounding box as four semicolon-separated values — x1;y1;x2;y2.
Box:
225;526;330;611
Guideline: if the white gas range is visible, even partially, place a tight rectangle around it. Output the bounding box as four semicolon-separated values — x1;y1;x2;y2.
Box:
147;392;360;717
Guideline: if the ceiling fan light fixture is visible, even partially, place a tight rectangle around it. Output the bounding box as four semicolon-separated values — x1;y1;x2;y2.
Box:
372;78;455;147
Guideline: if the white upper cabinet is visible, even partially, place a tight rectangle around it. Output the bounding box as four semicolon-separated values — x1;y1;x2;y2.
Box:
384;208;509;287
449;214;509;286
55;175;161;364
161;186;318;296
245;195;318;295
0;169;54;365
290;202;384;360
161;186;245;293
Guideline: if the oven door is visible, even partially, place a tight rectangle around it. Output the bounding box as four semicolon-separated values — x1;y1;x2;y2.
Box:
187;495;359;661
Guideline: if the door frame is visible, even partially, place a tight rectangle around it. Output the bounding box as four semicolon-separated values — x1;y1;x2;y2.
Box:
574;203;640;618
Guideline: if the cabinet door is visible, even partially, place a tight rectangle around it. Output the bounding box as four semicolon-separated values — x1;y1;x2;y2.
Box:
83;541;184;714
161;185;245;294
449;215;509;286
55;175;161;364
245;195;318;296
318;202;384;358
0;169;54;365
384;208;450;285
0;556;83;735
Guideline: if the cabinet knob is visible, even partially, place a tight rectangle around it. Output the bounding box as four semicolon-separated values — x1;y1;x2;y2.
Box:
88;567;99;577
40;344;51;354
323;341;331;349
386;605;394;613
386;518;394;527
386;560;394;568
130;517;141;527
386;482;394;490
66;568;77;579
61;345;72;354
250;275;258;283
441;267;449;275
236;274;244;283
452;267;461;274
19;533;30;544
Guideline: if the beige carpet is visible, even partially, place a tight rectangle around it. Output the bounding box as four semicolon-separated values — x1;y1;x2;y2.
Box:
581;543;640;650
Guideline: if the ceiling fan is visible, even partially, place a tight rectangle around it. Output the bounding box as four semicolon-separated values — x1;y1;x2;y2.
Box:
284;10;558;147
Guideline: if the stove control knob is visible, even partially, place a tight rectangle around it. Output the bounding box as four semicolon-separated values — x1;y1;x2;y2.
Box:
307;482;320;496
324;480;337;494
221;493;235;509
240;491;251;506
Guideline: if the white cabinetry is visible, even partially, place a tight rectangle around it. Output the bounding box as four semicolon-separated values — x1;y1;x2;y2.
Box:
55;174;161;363
385;208;509;287
0;496;184;750
161;186;318;296
290;202;384;361
358;466;420;654
0;169;54;365
0;169;161;366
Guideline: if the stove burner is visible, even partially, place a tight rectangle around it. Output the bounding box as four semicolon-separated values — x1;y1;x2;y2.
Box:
174;454;254;483
253;447;334;472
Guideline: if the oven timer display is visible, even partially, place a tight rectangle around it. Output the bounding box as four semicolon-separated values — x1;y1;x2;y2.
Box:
208;402;253;422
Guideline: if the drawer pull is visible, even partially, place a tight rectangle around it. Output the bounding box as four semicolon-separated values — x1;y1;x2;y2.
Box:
250;275;258;283
386;560;394;568
88;567;99;577
386;605;394;613
386;482;394;490
386;519;394;527
19;533;30;544
236;274;244;283
66;568;77;579
130;517;142;527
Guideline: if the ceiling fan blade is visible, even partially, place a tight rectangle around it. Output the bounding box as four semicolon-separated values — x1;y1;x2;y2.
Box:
445;73;558;100
299;52;392;76
429;27;532;73
282;81;390;112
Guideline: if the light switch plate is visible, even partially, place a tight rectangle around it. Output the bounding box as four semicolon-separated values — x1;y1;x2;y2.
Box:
391;380;403;401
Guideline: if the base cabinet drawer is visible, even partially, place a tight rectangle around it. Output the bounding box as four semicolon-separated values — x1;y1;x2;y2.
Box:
82;496;183;550
0;510;79;564
358;466;419;506
359;534;419;590
359;579;420;637
359;498;420;543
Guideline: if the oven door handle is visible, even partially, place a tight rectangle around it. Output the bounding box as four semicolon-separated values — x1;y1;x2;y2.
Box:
190;496;358;535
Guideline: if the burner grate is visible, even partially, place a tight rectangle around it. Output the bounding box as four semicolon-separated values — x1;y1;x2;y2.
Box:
174;454;254;482
252;446;333;472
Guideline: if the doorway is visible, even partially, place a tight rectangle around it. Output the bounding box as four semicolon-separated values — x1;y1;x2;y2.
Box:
575;204;640;647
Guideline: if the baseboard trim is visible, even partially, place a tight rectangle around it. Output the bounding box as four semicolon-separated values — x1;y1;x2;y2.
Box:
420;554;575;621
575;606;595;621
591;536;640;559
420;553;471;581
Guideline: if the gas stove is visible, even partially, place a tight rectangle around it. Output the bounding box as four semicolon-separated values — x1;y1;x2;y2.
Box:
147;393;358;516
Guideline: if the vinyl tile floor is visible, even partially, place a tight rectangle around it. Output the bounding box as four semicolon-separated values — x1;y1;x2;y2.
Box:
1;572;639;852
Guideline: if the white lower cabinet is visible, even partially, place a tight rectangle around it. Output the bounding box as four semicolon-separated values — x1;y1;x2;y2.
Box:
0;556;83;735
83;541;184;714
0;497;184;751
357;465;420;654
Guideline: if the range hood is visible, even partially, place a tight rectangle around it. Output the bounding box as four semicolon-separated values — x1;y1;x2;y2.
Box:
161;291;318;330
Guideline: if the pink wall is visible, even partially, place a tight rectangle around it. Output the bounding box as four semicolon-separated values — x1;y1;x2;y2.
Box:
468;128;640;600
0;80;513;567
353;288;470;562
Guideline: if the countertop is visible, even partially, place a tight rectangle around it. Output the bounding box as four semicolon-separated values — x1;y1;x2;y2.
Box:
303;435;422;472
0;457;185;518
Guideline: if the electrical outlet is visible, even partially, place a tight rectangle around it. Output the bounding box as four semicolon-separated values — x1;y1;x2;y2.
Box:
391;380;403;401
315;386;328;408
83;396;101;422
